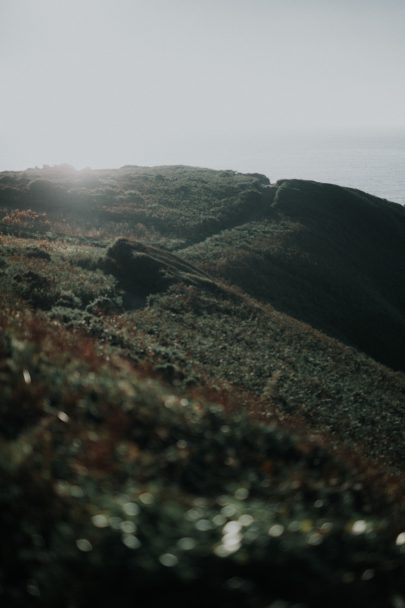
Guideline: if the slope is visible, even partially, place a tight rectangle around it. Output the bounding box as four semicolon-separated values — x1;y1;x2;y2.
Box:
182;178;405;371
1;201;405;606
2;166;404;371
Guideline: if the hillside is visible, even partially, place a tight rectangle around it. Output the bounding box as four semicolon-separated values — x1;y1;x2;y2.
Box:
1;166;404;371
1;165;405;607
183;178;405;372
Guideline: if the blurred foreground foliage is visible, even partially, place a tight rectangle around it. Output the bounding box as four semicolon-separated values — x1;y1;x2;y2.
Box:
0;294;405;607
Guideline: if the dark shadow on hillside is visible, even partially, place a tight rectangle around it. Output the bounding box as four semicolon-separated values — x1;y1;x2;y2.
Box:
183;179;405;372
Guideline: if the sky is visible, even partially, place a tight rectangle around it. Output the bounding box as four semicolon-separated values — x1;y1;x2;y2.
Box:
1;0;405;170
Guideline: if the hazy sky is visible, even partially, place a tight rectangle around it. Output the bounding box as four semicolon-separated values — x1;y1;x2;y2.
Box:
1;0;405;170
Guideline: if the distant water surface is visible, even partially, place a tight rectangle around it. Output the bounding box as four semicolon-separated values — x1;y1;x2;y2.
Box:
180;127;405;205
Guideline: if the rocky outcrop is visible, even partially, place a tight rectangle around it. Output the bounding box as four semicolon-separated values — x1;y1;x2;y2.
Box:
104;238;217;299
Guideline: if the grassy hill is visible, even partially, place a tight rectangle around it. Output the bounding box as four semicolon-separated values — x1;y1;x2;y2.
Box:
182;178;405;372
1;165;405;607
0;165;271;245
1;166;404;370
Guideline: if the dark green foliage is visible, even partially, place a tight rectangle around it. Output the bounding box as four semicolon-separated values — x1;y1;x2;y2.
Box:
0;165;272;244
12;270;55;309
0;308;405;608
48;306;103;336
183;179;405;371
85;295;123;315
24;247;51;261
1;165;405;607
56;290;82;308
27;178;66;204
134;284;405;469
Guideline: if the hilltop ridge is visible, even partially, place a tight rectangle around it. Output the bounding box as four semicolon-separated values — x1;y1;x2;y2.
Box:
183;177;405;371
1;164;403;370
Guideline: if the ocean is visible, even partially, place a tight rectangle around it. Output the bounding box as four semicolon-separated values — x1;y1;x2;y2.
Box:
188;127;405;205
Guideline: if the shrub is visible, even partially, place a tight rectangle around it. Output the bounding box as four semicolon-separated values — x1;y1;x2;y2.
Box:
12;270;56;309
2;209;50;232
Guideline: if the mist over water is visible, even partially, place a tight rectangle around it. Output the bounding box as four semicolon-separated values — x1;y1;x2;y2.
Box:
222;128;405;204
133;127;405;205
4;126;404;205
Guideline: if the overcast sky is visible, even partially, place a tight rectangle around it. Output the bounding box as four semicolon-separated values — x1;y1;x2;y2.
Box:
1;0;405;170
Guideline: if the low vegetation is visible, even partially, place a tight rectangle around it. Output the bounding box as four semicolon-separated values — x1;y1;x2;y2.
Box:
1;165;405;606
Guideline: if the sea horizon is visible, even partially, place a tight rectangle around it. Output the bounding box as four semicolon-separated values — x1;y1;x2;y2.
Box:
2;126;404;205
